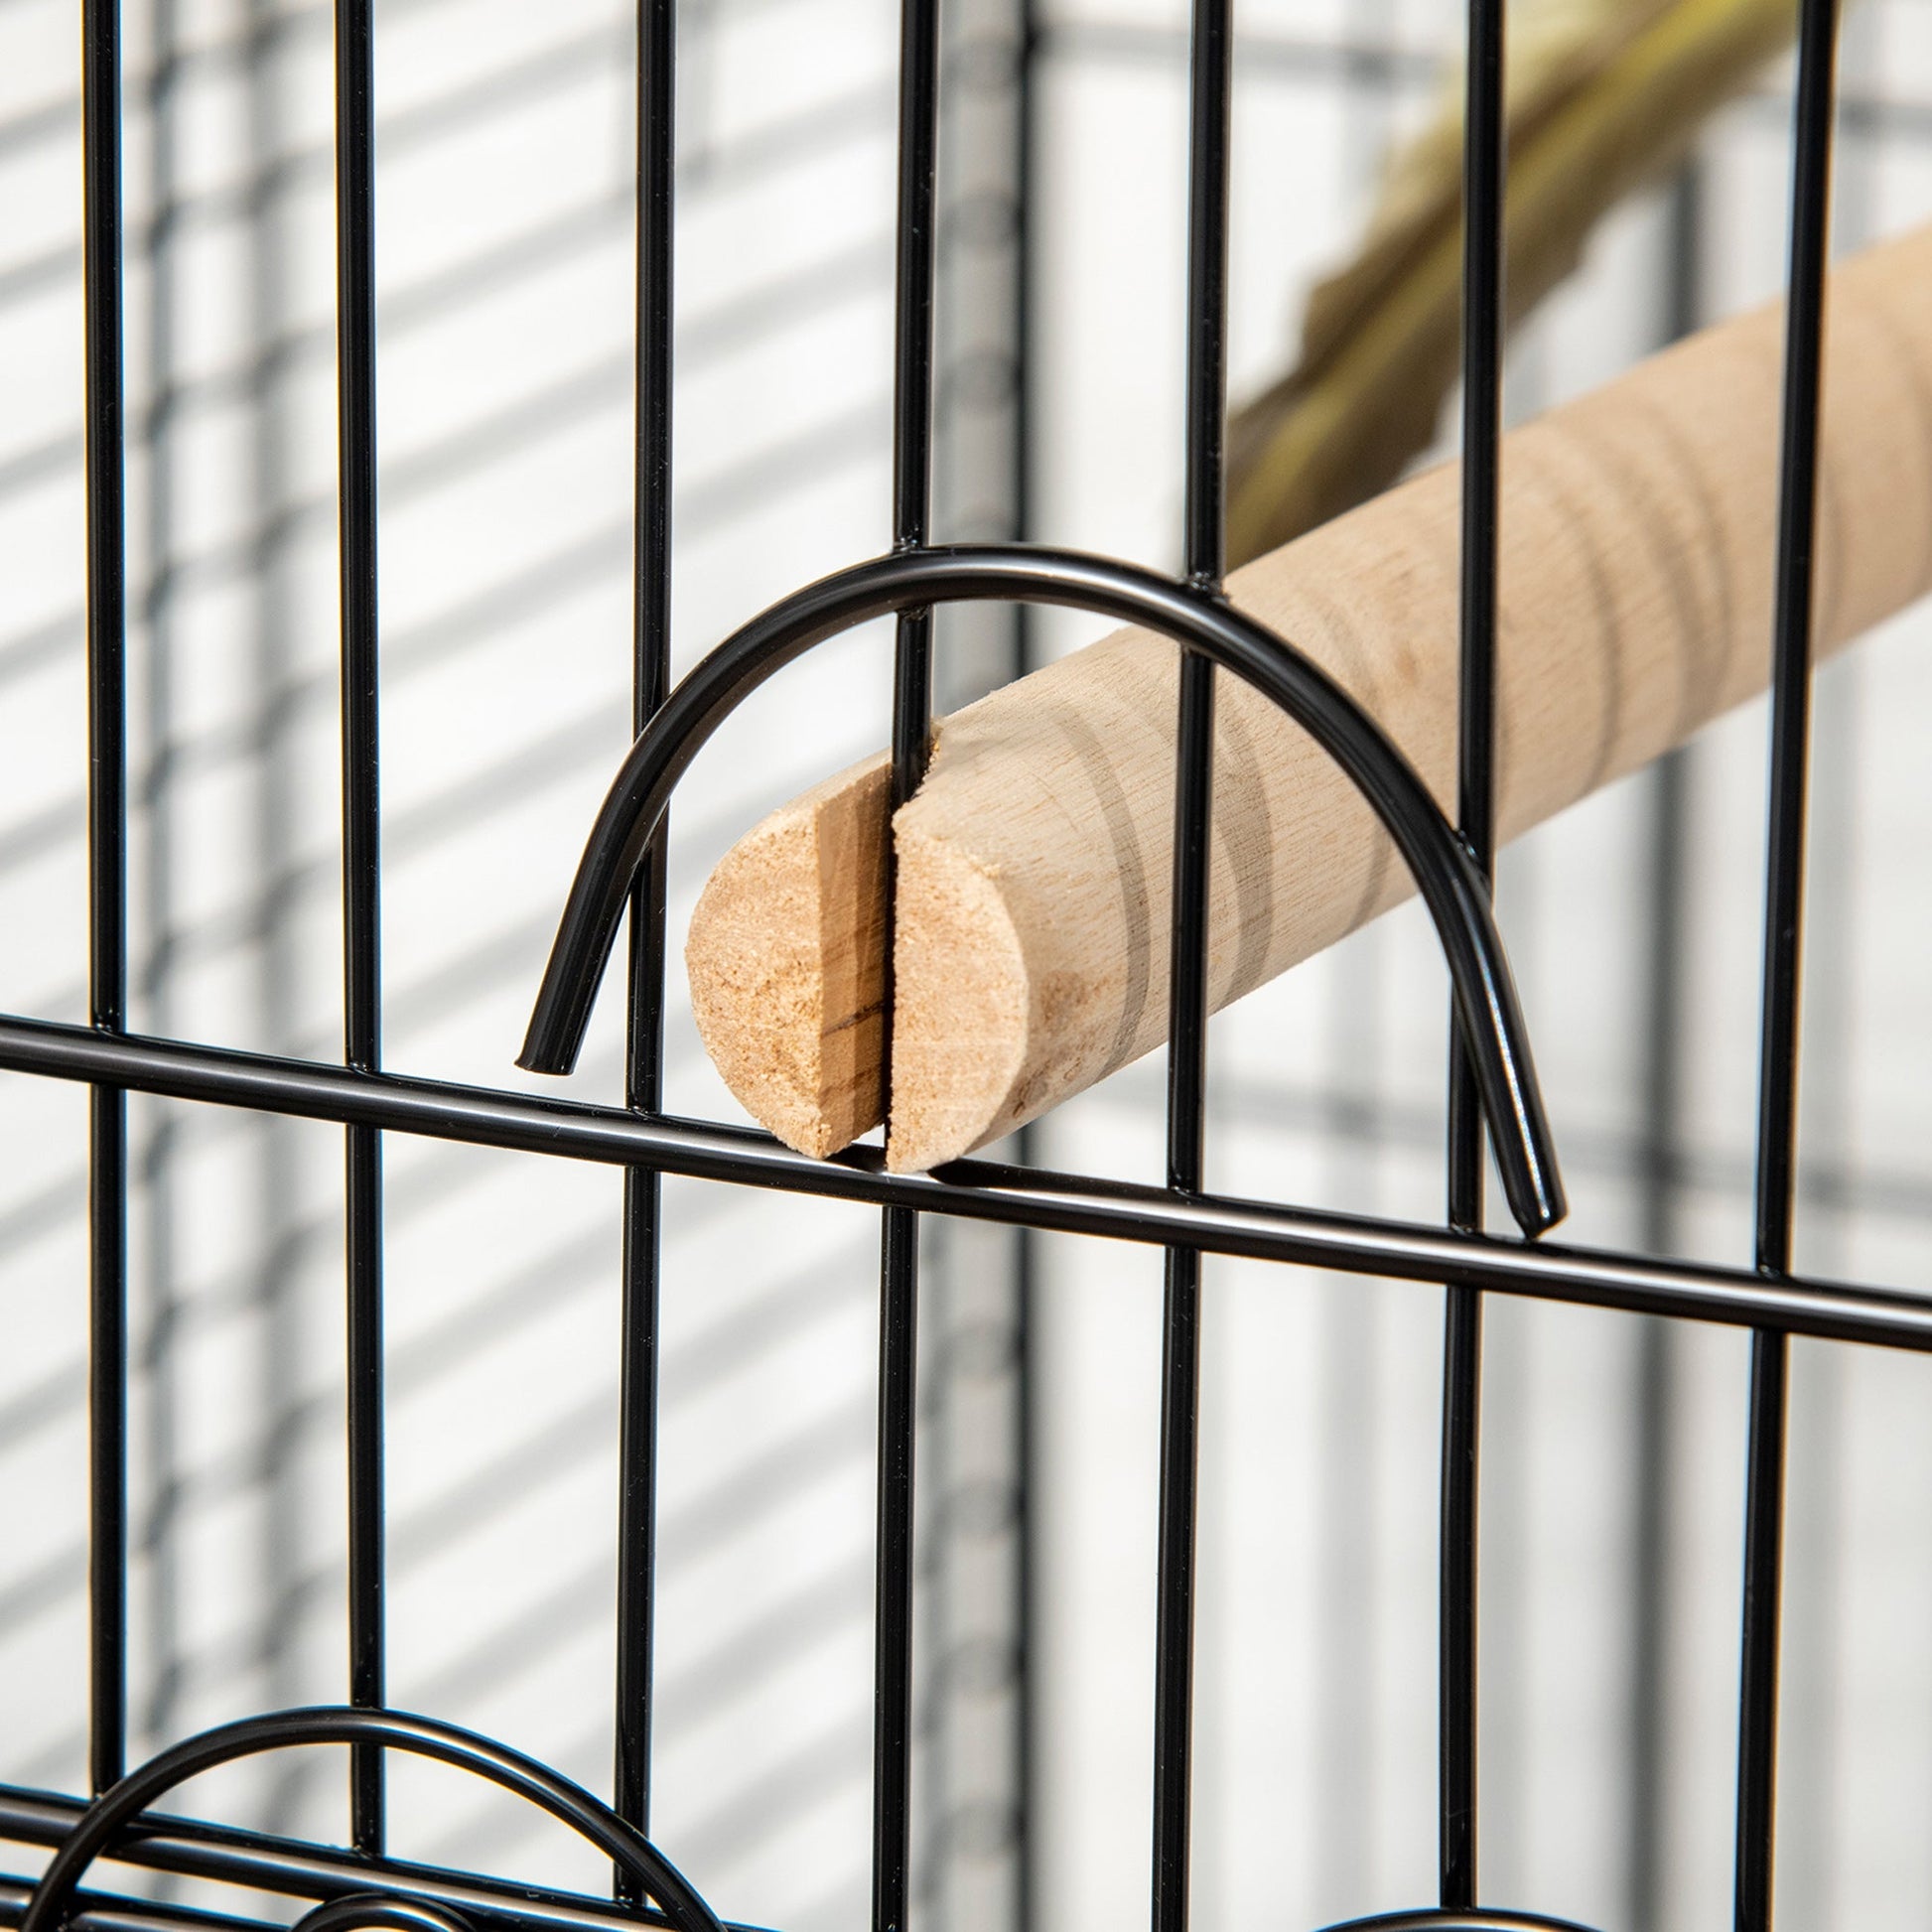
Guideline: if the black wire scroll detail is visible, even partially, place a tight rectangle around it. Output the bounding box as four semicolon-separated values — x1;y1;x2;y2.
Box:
295;1897;476;1932
20;1709;726;1932
516;541;1567;1238
1315;1912;1602;1931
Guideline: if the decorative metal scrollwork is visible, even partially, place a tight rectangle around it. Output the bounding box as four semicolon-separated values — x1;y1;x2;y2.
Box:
294;1896;477;1932
22;1708;725;1932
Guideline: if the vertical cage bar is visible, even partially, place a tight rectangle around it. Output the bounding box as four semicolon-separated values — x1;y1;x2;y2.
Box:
1629;747;1690;1932
1440;0;1505;1904
615;0;675;1890
1735;0;1840;1922
1152;6;1231;1932
1178;0;1230;596
874;1200;922;1932
1013;1171;1038;1932
875;0;940;1927
1013;10;1040;1927
81;0;130;1800
335;0;386;1855
1627;160;1703;1932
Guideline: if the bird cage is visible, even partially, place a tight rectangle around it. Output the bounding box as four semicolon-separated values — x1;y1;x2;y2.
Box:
1;0;1930;1929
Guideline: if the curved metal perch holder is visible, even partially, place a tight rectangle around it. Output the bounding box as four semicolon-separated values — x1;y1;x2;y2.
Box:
20;1708;726;1932
1315;1912;1603;1931
293;1897;478;1932
517;542;1568;1239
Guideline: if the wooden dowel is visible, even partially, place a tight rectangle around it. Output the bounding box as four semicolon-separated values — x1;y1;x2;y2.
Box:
687;220;1932;1171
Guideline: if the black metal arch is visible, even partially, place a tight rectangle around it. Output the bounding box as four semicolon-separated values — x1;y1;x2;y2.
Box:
1316;1913;1602;1932
294;1898;475;1932
515;539;1568;1238
20;1710;726;1932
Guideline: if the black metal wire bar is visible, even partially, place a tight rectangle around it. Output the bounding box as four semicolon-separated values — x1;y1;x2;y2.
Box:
1627;160;1703;1932
0;1785;766;1932
80;0;129;1800
0;1877;273;1932
876;0;941;1927
292;1895;472;1932
1441;0;1505;1899
1736;0;1840;1921
1318;1912;1598;1932
334;0;385;1854
872;1201;920;1932
1449;0;1507;1221
1629;747;1688;1932
1012;8;1040;1928
1152;2;1231;1929
1012;1139;1038;1932
3;1014;1927;1346
1179;0;1230;597
615;0;675;1888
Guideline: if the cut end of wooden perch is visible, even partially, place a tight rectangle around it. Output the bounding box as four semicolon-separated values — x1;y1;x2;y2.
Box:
685;733;1037;1170
884;821;1030;1173
686;753;891;1158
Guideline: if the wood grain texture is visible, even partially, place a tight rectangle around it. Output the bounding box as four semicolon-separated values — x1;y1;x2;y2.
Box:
686;220;1932;1170
686;754;890;1155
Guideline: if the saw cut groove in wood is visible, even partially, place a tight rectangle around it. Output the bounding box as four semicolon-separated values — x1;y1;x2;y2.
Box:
685;220;1932;1172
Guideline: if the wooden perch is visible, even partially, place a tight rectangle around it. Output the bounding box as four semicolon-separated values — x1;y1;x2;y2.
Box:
687;220;1932;1171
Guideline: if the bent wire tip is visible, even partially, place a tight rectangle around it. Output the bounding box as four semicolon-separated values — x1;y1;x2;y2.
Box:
517;940;597;1076
1508;1158;1568;1241
514;1004;569;1074
1473;986;1569;1240
1487;1119;1566;1238
515;989;578;1078
1486;1010;1568;1237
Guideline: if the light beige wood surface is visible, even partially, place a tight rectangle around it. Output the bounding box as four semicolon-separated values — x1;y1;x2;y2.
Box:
688;220;1932;1171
